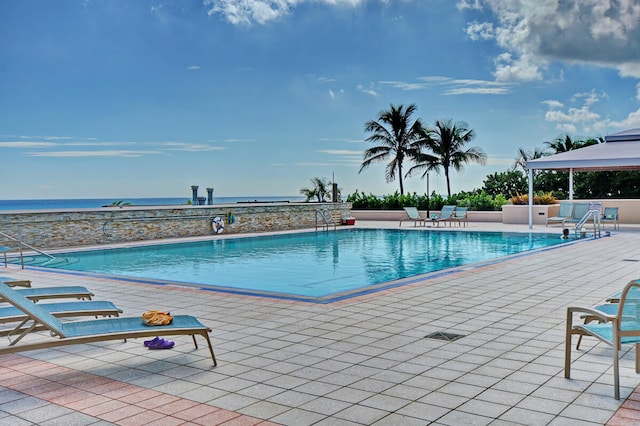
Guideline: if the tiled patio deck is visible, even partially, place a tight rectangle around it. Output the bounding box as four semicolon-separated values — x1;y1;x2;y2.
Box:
1;221;640;425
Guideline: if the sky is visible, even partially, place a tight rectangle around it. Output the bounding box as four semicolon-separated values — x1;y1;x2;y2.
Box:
1;0;640;200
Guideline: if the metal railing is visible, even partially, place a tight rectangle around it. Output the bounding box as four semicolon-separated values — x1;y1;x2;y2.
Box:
0;231;57;269
573;209;601;238
315;209;336;231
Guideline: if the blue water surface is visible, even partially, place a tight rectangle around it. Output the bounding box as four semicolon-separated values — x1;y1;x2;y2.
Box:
35;229;570;300
0;196;305;210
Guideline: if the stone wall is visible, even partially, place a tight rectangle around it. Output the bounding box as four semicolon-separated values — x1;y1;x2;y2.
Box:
0;203;351;249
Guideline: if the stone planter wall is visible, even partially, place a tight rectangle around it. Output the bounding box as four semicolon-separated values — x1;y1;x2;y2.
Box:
0;203;351;249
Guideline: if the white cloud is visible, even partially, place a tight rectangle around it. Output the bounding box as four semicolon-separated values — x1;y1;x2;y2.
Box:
187;65;201;70
543;90;606;134
541;100;563;109
222;138;256;143
465;20;494;40
379;76;511;95
607;108;640;130
317;149;362;155
162;142;225;151
357;83;379;97
465;0;640;81
457;0;482;11
204;0;365;25
379;80;429;91
328;88;344;98
27;150;164;158
0;141;57;148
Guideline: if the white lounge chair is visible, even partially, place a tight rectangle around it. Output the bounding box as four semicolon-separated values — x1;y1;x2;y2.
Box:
450;207;468;227
433;205;456;227
399;207;426;227
546;202;573;227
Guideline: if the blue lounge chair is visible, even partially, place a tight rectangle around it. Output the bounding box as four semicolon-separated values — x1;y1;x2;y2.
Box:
12;286;94;302
565;279;640;399
450;207;468;227
433;205;456;227
0;283;217;366
602;207;619;230
0;300;123;337
564;202;590;225
0;276;31;287
546;202;573;227
399;207;426;227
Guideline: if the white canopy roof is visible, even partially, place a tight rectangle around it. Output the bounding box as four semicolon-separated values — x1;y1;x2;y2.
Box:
525;128;640;171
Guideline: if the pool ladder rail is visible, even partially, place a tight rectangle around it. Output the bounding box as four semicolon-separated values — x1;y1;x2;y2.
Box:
573;209;602;239
315;208;336;231
0;230;65;269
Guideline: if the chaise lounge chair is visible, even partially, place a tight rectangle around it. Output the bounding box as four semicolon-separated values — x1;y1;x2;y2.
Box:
565;279;640;399
433;205;456;227
0;300;123;337
546;202;573;227
602;207;619;230
12;286;94;302
0;276;31;288
563;202;590;226
399;207;426;227
449;207;468;227
0;283;217;366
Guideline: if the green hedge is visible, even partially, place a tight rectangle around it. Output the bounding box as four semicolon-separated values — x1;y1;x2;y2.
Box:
346;189;508;211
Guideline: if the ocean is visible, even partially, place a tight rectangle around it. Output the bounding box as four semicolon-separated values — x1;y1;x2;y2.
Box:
0;196;306;211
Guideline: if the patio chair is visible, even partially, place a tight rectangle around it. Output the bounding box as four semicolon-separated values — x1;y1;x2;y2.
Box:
0;276;31;288
10;286;94;302
602;207;619;230
450;207;468;227
563;202;590;226
546;202;573;227
565;279;640;399
433;205;456;227
0;300;123;337
0;283;217;366
399;207;426;227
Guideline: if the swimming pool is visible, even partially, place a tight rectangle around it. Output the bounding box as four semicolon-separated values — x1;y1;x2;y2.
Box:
33;229;573;302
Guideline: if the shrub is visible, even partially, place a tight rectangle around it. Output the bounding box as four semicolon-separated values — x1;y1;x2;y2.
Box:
508;191;557;205
457;190;507;211
346;190;507;210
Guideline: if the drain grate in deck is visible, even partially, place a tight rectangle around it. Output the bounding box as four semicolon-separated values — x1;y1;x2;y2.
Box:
425;331;466;341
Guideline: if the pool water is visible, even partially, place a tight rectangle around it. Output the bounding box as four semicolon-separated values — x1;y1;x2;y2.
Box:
36;229;571;302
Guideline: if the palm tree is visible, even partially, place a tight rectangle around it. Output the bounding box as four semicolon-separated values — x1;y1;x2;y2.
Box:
409;119;487;197
359;103;424;195
545;134;576;153
513;146;548;172
300;177;331;202
545;134;598;153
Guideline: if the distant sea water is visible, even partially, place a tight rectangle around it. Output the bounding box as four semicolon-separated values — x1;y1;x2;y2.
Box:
0;196;306;211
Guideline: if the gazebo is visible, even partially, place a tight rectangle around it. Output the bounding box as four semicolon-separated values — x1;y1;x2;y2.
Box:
524;128;640;228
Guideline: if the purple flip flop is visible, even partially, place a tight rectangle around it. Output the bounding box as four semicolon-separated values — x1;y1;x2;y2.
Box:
147;338;175;350
144;336;161;347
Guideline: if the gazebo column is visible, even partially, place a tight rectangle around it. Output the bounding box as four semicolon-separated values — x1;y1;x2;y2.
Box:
568;168;574;200
528;168;533;229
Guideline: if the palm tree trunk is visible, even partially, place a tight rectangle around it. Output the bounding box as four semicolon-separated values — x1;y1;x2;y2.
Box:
444;167;451;197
